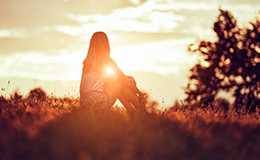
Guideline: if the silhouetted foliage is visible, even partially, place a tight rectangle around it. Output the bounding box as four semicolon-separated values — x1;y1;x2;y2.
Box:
185;9;260;112
28;87;47;101
213;98;230;113
2;87;260;159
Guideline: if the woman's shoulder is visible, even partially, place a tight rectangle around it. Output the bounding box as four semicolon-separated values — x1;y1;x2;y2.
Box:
82;71;99;76
81;72;102;83
106;57;117;67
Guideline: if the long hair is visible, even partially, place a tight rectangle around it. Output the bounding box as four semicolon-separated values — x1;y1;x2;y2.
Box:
82;32;111;74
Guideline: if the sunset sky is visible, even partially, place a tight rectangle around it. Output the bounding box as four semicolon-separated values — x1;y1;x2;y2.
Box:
1;0;260;107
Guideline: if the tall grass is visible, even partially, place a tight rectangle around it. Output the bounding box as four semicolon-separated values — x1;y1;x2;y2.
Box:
1;88;260;160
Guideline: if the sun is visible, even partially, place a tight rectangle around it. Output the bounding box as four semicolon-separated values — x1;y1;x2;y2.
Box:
106;68;114;74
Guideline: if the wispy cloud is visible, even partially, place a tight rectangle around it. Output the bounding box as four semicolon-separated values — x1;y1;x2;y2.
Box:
0;0;135;28
0;28;85;54
1;0;260;78
69;2;185;33
111;38;196;74
0;50;85;80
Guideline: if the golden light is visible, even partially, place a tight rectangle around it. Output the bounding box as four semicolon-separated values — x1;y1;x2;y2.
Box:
106;68;114;74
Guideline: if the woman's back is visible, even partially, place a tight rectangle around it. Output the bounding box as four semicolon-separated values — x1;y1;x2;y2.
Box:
80;71;107;96
79;71;111;109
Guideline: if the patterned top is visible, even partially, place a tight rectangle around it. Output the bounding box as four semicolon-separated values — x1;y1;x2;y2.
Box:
79;71;110;109
80;71;107;95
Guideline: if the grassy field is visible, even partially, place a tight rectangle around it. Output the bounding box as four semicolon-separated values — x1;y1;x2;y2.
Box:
1;88;260;160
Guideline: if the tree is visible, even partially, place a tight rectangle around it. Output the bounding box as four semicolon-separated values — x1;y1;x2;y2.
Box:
185;9;260;112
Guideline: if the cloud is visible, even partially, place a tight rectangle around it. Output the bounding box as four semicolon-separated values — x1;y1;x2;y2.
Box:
65;0;136;15
148;0;260;6
2;0;247;55
0;0;135;28
172;9;219;41
0;51;85;80
109;30;196;47
0;1;76;28
70;1;256;46
110;38;196;74
217;0;260;5
0;29;27;38
1;0;260;79
0;28;86;54
70;5;185;33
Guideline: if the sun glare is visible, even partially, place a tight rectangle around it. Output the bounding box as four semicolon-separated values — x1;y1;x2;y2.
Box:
106;68;114;74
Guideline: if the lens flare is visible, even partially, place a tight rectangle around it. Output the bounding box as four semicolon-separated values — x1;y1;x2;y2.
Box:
106;68;114;74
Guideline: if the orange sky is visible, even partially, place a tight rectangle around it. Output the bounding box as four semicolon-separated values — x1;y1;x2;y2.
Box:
1;0;260;107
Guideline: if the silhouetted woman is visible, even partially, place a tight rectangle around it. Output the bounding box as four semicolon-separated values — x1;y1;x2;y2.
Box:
80;31;144;114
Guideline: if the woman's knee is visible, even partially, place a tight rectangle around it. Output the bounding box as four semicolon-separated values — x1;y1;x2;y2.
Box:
114;76;123;85
105;76;123;89
105;77;124;105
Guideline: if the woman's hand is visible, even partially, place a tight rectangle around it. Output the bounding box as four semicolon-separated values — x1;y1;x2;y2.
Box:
126;76;136;86
139;94;145;106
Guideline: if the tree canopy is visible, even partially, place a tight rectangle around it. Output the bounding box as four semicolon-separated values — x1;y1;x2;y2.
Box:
185;9;260;112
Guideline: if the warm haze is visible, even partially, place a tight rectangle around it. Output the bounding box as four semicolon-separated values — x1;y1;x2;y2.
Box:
1;0;260;107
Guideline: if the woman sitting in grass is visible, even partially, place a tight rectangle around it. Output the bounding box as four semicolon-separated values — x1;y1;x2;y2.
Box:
80;31;145;114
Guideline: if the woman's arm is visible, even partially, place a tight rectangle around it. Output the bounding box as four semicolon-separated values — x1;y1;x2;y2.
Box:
108;57;129;84
108;58;143;96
